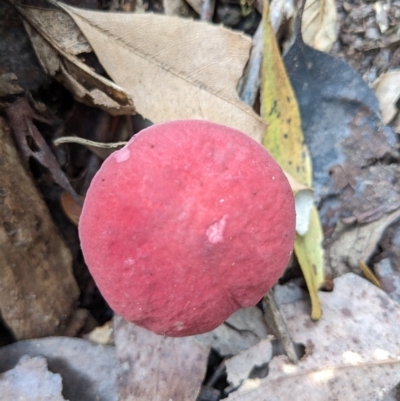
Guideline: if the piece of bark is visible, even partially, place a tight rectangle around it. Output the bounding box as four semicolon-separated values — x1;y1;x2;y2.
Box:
114;316;209;401
0;117;79;340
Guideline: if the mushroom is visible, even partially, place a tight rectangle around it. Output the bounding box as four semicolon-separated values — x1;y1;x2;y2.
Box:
79;120;296;337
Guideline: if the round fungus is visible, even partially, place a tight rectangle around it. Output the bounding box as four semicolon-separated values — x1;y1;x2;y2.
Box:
79;120;296;337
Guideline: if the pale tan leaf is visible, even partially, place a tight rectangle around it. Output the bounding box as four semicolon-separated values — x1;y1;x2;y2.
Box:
114;316;209;401
302;0;337;52
85;320;114;345
58;4;266;142
227;274;400;400
372;70;400;124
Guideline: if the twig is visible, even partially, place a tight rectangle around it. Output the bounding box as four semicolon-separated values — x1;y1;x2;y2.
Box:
238;21;263;107
200;0;216;21
263;289;299;364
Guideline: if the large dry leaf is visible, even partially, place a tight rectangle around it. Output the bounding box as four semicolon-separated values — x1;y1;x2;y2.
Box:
58;3;266;142
114;316;209;401
227;274;400;400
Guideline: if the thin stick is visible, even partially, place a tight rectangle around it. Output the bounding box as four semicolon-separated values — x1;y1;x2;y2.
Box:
200;0;216;21
263;289;299;364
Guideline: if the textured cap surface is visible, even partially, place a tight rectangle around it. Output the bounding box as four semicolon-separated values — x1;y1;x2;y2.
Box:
79;120;295;336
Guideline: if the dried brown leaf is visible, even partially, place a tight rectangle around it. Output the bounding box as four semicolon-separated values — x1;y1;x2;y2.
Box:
13;2;135;116
5;97;80;203
19;5;91;55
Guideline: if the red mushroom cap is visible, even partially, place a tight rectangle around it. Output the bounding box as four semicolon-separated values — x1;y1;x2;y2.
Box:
79;120;295;337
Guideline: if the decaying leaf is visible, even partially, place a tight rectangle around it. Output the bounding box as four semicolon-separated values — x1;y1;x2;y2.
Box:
302;0;337;52
60;192;83;226
57;3;266;142
375;258;400;304
0;337;119;401
0;1;47;94
226;338;273;387
5;97;81;203
195;307;269;356
327;208;400;277
226;274;400;400
372;70;400;125
0;72;23;96
284;23;398;225
284;12;400;283
261;0;324;320
11;0;135;116
0;115;79;340
0;357;66;401
114;316;209;401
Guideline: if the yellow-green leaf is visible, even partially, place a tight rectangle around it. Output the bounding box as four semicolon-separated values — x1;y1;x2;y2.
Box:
260;0;324;319
294;208;325;320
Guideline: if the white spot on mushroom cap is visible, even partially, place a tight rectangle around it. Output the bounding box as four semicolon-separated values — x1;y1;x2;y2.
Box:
174;321;184;331
206;215;228;244
114;147;131;163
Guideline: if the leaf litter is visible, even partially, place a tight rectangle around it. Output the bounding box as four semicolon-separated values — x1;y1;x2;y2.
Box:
2;0;400;399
